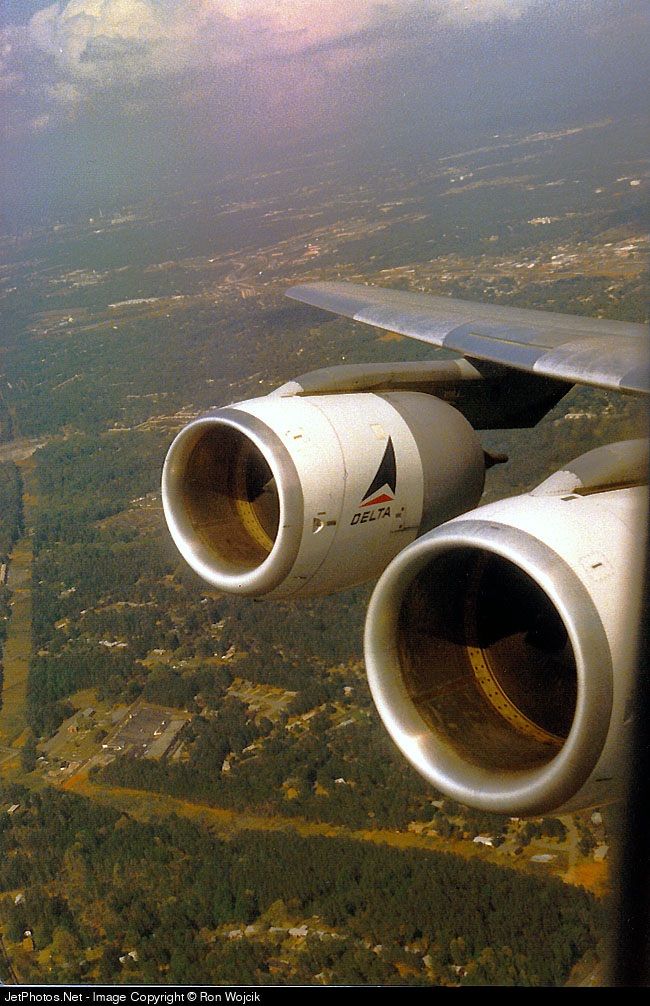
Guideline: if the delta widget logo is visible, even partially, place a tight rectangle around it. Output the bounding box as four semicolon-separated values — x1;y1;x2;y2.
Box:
350;438;396;526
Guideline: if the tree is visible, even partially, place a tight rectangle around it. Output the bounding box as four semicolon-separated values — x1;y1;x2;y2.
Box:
20;732;38;774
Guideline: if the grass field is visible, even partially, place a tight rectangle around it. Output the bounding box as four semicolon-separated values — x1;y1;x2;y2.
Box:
0;533;31;750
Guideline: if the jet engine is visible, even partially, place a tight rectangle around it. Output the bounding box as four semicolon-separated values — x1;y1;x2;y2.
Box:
162;391;485;599
364;444;647;816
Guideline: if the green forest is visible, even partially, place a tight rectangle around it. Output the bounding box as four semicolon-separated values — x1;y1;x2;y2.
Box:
0;784;602;986
0;461;23;706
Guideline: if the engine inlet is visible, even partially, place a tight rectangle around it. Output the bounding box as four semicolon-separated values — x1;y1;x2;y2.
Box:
397;548;578;772
181;425;280;571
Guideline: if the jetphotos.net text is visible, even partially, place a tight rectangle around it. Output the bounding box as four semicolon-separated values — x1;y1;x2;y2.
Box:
2;993;262;1005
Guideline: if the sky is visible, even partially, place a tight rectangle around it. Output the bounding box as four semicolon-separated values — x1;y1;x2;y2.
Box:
1;0;649;223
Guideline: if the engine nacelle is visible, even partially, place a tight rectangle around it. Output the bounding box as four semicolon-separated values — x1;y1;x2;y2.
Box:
364;467;647;816
162;392;485;599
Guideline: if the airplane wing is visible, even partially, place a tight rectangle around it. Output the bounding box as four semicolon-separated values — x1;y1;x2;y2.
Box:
287;280;649;395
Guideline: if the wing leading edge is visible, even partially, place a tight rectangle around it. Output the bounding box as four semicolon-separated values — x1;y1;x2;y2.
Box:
287;281;649;395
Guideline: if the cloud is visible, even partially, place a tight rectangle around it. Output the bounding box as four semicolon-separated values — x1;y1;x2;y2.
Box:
1;0;648;219
26;0;188;81
0;3;644;118
11;1;538;92
0;1;565;140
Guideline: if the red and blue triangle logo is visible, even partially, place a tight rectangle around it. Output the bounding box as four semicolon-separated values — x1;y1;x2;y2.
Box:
360;438;396;507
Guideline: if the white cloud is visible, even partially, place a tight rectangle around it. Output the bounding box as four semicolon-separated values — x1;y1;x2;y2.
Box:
0;0;384;136
1;0;645;142
22;0;537;83
27;0;184;80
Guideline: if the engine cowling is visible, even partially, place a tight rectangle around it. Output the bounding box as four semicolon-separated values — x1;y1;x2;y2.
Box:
364;468;647;816
162;392;485;599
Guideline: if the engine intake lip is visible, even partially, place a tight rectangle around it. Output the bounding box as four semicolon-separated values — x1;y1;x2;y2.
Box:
162;407;303;596
365;519;613;816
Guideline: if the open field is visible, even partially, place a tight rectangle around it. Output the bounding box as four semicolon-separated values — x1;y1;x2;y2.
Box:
0;533;31;751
